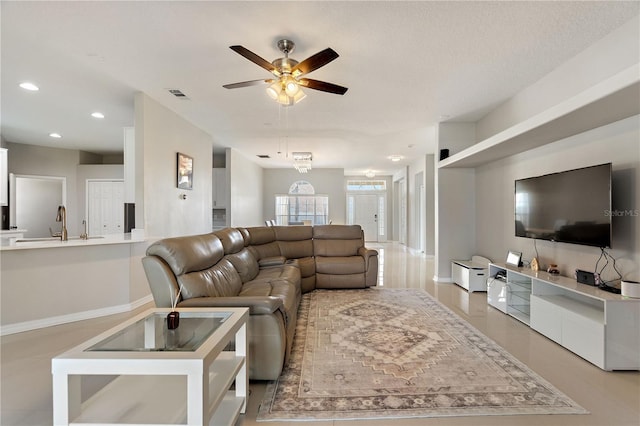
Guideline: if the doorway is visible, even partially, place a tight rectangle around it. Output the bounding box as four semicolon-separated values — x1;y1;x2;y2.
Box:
86;180;124;235
10;174;66;238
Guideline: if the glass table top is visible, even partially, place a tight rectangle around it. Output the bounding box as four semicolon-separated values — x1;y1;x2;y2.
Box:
87;311;232;352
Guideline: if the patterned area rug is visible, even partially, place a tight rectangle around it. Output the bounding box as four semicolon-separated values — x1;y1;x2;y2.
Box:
257;288;587;421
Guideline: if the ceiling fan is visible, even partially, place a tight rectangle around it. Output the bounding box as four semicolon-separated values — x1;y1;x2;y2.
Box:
223;39;348;106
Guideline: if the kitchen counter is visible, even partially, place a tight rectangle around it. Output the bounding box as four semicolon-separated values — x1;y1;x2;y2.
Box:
0;232;146;251
0;232;153;335
0;229;27;240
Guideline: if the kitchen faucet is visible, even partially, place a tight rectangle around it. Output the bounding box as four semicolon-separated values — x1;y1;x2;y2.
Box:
55;205;68;241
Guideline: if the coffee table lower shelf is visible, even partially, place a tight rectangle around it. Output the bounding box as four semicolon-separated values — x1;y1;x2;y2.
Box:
70;352;244;426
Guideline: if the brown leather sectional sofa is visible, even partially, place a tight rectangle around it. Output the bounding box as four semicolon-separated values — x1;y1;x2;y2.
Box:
142;224;378;380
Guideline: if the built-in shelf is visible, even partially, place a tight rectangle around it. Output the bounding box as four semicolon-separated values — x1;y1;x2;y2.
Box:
439;65;640;169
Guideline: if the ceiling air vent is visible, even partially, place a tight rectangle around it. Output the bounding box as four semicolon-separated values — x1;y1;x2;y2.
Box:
257;155;270;159
167;89;189;99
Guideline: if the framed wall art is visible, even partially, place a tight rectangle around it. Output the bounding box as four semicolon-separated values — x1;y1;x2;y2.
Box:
177;152;193;190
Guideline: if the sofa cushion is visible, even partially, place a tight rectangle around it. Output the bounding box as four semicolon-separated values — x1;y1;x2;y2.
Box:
273;225;312;240
214;228;245;255
247;226;281;260
146;233;224;276
178;258;243;299
226;247;259;283
313;225;364;257
315;256;365;275
274;226;314;259
313;224;362;240
247;226;276;245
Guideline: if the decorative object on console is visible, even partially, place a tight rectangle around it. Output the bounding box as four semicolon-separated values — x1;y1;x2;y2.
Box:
621;280;640;298
506;250;522;267
166;311;180;329
167;284;184;330
547;263;560;275
177;152;193;190
531;257;539;271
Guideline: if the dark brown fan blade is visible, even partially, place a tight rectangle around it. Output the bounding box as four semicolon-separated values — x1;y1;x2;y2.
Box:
299;78;348;95
229;45;279;76
223;79;273;89
291;48;339;76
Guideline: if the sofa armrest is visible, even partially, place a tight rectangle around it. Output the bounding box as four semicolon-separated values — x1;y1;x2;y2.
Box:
358;247;379;287
176;296;284;315
358;247;378;266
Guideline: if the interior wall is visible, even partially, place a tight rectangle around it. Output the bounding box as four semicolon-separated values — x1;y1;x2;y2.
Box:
136;93;213;238
263;168;346;225
392;168;407;242
229;148;264;227
434;123;477;280
475;115;640;281
407;159;423;250
425;154;435;255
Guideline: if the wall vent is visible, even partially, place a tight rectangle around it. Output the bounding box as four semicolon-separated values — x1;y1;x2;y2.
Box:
167;89;189;99
257;155;270;159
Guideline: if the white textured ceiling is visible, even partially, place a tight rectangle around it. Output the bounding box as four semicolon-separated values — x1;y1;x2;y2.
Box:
2;1;638;175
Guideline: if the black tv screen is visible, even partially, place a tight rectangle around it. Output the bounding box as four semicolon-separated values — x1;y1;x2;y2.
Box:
515;163;612;248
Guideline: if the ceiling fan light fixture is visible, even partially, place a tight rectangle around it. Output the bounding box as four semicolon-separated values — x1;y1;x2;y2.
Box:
277;90;293;106
266;81;282;100
285;78;300;96
292;88;306;104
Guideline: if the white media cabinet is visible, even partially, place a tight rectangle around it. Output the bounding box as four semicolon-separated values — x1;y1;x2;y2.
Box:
451;256;490;292
487;263;640;371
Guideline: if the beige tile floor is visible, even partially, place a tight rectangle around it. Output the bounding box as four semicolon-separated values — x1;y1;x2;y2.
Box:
1;242;639;425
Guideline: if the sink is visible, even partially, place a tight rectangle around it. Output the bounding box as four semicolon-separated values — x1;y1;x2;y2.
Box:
68;236;105;240
15;237;60;243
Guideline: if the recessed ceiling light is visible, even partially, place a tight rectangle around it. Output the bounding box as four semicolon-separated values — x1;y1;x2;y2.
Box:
389;155;403;162
91;112;105;119
49;133;62;139
19;82;39;91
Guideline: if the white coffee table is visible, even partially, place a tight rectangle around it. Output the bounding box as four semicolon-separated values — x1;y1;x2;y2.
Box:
52;307;248;426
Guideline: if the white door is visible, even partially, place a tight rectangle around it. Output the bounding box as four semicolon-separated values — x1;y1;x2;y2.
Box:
87;180;124;235
354;194;379;242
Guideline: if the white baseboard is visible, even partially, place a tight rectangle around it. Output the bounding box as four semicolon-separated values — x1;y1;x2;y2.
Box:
0;294;154;336
433;275;453;283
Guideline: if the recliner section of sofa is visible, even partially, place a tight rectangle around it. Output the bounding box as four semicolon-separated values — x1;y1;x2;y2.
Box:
142;224;378;380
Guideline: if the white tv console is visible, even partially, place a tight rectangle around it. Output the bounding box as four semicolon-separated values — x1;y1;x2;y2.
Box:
487;263;640;371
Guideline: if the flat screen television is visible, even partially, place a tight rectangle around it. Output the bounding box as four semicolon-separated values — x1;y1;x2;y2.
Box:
515;163;612;248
